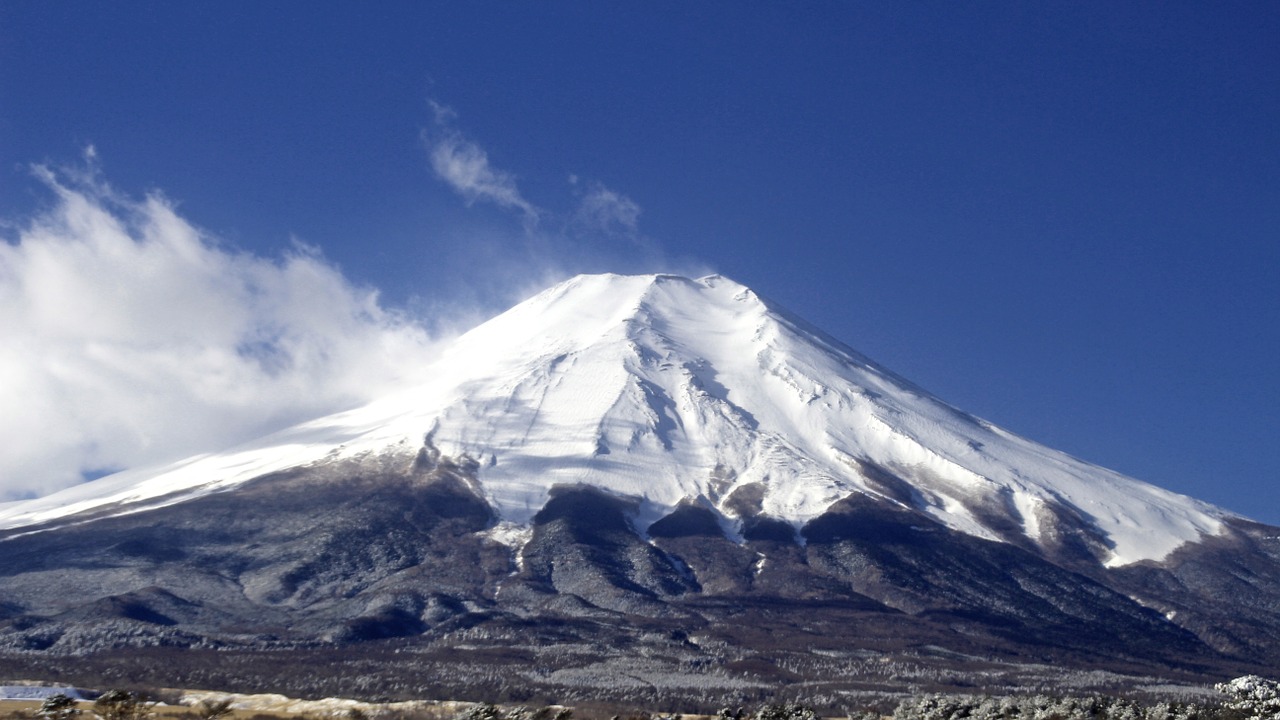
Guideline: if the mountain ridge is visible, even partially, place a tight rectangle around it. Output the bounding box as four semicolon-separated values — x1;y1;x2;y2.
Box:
2;273;1279;702
0;272;1231;568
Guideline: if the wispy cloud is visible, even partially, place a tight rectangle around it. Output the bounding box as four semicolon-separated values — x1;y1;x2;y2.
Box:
416;102;708;299
420;102;692;279
423;102;540;228
570;177;642;238
0;156;442;500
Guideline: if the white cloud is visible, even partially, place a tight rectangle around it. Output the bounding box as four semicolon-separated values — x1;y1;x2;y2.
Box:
0;162;442;500
423;103;540;228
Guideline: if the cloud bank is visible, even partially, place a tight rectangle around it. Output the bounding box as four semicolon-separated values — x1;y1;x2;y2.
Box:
0;161;441;501
1;109;709;504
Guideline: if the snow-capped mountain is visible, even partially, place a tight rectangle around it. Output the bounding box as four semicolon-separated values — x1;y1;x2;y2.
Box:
0;273;1230;567
2;273;1278;702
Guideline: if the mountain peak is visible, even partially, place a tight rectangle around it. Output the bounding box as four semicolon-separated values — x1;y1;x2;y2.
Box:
0;273;1230;567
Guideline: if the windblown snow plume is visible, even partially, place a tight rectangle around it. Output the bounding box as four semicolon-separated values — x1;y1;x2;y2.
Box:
0;161;440;500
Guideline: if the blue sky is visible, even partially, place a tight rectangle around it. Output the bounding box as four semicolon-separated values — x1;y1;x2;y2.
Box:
2;3;1277;523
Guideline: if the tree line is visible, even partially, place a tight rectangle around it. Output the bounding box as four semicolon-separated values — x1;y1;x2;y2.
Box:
12;675;1280;720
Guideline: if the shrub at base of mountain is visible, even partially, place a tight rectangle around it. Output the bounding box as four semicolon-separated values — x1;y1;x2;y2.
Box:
890;693;1216;720
1213;676;1280;720
36;696;80;720
459;705;573;720
3;678;1280;720
91;692;152;720
339;681;1280;720
885;675;1280;720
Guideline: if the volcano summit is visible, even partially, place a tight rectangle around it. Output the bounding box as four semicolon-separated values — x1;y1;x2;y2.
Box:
1;274;1277;704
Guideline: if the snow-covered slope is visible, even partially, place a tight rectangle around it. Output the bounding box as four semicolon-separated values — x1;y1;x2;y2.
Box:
0;273;1230;566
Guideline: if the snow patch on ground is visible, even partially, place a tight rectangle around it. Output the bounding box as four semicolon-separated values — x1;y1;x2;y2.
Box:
180;690;479;719
481;521;534;570
0;686;88;701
